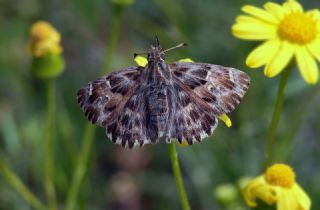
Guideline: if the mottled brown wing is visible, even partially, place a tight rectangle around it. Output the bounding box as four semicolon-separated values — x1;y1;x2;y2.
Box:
77;66;156;148
169;62;250;116
166;62;250;145
166;83;218;145
105;91;151;148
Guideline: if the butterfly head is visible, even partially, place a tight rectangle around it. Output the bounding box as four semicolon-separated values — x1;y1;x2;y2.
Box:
147;45;165;63
146;37;187;64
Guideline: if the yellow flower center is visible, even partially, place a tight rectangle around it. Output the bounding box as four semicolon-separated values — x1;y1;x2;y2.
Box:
278;13;317;44
265;163;296;188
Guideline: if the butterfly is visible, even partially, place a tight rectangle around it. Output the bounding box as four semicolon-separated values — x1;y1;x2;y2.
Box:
77;38;250;148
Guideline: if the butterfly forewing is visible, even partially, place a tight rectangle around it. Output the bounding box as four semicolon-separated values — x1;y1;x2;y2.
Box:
169;62;250;116
77;66;141;127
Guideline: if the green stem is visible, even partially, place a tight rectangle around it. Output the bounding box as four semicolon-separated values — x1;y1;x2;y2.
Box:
102;6;124;74
169;143;191;210
275;84;320;162
263;66;293;169
65;124;96;210
45;79;58;210
0;158;46;210
65;6;125;210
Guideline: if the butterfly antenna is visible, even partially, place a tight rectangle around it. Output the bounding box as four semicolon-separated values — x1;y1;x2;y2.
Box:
163;42;187;53
155;36;160;46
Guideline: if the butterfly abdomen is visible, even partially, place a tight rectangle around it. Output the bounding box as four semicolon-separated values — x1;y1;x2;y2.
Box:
146;85;170;141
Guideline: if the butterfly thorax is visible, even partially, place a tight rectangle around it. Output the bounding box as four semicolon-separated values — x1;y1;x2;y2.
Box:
145;45;171;83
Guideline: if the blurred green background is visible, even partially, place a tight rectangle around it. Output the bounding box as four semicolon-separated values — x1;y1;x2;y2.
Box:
0;0;319;209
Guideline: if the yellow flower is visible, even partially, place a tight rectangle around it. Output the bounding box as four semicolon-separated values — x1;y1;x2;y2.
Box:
134;55;148;67
133;56;232;129
29;21;62;57
242;163;311;210
232;0;320;84
178;58;194;63
218;114;232;128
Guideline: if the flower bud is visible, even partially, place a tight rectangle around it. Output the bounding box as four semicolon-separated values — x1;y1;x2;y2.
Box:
29;21;62;57
31;53;65;79
214;183;238;205
29;21;65;79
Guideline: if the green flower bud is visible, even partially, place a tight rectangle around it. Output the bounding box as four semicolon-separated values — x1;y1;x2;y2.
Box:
31;53;65;79
214;183;238;205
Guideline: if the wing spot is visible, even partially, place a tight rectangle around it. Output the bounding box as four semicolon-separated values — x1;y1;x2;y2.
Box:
202;96;216;103
192;68;208;78
201;121;211;135
207;84;214;91
221;80;235;90
120;114;129;127
179;67;188;72
179;93;191;107
134;118;141;127
104;105;116;113
174;71;182;77
203;64;211;70
190;109;200;122
126;98;138;111
124;71;139;80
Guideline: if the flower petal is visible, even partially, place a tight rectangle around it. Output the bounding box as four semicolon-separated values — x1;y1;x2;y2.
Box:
307;9;320;21
264;41;294;77
276;190;299;210
246;39;280;68
242;176;277;207
242;5;279;24
307;39;320;62
218;114;232;127
307;9;320;31
296;46;319;84
292;184;311;210
134;55;148;67
232;16;277;40
178;140;189;147
283;0;303;13
178;58;194;63
263;2;286;20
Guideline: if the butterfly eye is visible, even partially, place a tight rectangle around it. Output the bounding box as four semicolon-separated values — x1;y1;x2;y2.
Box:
207;84;214;91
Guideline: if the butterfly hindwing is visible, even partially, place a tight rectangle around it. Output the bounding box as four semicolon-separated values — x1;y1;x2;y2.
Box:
167;83;218;145
105;91;151;148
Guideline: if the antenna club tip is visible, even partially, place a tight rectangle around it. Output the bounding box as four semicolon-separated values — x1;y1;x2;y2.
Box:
182;43;188;46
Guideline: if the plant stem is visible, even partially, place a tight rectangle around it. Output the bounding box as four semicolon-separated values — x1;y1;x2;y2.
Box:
102;6;124;74
66;5;125;210
169;143;191;210
263;66;293;169
0;158;46;210
65;124;96;210
45;79;58;210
